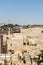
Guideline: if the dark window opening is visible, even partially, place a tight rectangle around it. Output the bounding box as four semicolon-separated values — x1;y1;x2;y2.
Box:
27;42;29;45
10;44;12;46
23;42;26;45
7;37;9;39
34;44;37;46
24;50;27;53
41;30;43;33
23;60;26;64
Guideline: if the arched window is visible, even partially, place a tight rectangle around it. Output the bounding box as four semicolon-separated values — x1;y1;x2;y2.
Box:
23;42;26;45
27;41;29;45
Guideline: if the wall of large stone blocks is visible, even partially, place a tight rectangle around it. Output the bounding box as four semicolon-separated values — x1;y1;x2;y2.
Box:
6;33;23;53
21;27;43;36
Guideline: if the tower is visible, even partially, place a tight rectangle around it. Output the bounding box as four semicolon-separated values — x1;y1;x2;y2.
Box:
0;35;7;54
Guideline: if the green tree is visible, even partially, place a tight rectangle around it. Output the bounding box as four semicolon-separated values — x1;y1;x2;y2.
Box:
37;50;43;65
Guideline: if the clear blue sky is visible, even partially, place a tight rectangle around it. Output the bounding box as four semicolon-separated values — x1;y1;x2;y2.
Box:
0;0;43;25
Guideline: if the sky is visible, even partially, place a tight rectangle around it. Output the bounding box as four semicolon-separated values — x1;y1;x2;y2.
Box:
0;0;43;25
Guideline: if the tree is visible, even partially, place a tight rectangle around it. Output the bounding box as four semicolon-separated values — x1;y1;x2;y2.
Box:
37;50;43;65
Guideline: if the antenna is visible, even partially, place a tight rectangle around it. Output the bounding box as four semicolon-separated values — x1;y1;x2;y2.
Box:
8;19;11;24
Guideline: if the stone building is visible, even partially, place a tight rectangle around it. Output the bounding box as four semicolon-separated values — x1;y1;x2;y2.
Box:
0;25;43;65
